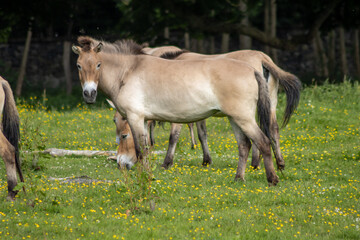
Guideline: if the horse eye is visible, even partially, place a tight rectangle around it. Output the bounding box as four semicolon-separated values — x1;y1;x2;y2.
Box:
77;64;82;70
113;118;116;123
122;134;128;139
96;63;101;69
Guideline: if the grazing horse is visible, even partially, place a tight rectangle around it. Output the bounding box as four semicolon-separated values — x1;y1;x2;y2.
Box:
0;76;24;201
72;36;279;185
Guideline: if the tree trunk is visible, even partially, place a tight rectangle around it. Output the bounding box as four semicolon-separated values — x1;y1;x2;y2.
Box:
312;37;321;77
210;36;216;54
354;29;360;78
238;0;252;49
315;31;329;77
327;30;336;78
16;27;32;97
184;32;190;50
164;27;170;44
264;0;270;54
221;33;230;53
197;38;205;53
270;0;278;63
338;26;348;78
63;41;72;95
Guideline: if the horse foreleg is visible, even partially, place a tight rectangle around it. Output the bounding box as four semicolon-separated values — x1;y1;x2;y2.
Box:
162;123;182;169
228;118;251;181
196;120;212;166
127;116;149;168
187;123;197;149
0;132;18;201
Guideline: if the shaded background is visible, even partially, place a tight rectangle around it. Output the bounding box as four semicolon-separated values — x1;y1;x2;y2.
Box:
0;0;359;97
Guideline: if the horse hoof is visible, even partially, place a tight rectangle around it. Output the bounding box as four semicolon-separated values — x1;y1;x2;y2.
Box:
234;176;245;182
267;175;279;186
251;165;260;170
202;161;211;167
161;163;172;169
6;191;17;201
202;156;212;166
277;161;285;170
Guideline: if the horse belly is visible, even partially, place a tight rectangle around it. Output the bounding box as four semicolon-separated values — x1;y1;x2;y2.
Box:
144;89;220;123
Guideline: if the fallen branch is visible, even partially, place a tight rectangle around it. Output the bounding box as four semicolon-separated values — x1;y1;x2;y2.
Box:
34;148;117;157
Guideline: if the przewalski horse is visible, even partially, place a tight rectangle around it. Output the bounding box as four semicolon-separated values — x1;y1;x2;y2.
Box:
142;46;199;151
109;47;301;171
72;36;279;185
0;76;24;201
158;49;301;170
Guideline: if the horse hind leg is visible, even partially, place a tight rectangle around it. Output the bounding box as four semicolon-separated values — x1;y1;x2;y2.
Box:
187;123;197;149
270;118;285;170
162;123;182;169
251;145;261;169
0;132;18;201
228;118;251;181
231;118;279;186
196;120;212;166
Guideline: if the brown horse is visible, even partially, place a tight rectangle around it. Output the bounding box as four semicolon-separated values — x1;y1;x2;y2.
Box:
72;36;279;185
0;76;24;200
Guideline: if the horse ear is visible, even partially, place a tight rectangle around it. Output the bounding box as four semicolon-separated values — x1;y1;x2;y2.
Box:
106;99;116;109
94;42;103;53
72;45;81;55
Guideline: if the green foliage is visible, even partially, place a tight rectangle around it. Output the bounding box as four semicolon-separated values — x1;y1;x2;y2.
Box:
0;81;359;239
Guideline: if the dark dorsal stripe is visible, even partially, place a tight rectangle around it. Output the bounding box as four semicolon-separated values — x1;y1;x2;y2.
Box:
160;50;187;60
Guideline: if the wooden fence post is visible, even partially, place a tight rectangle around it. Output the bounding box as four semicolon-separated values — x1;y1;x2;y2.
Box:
16;25;32;97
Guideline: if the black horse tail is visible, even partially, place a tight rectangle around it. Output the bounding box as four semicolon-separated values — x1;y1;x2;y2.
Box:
261;60;302;127
254;71;273;145
1;80;24;183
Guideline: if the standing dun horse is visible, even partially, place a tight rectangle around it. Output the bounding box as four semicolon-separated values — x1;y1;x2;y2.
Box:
0;76;24;201
108;45;301;172
72;36;279;185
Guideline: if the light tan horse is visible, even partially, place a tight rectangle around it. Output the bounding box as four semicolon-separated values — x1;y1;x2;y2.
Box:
109;46;301;171
143;46;198;150
158;50;301;169
0;76;24;200
72;36;279;185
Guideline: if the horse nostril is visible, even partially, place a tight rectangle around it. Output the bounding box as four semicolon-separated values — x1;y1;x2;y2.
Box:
91;89;97;98
83;90;89;97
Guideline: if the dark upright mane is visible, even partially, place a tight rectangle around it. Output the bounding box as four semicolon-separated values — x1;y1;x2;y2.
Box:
160;50;187;59
77;36;145;55
113;39;145;55
78;36;93;52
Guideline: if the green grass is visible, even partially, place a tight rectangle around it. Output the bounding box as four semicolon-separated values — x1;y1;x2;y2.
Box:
0;81;359;239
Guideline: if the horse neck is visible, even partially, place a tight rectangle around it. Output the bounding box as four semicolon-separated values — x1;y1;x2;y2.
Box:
99;53;139;99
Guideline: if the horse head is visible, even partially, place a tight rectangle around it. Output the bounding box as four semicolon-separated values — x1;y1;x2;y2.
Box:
72;36;103;104
106;99;137;170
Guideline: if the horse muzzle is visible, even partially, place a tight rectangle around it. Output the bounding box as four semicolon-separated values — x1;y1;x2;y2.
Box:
117;154;135;170
82;82;98;104
83;89;97;103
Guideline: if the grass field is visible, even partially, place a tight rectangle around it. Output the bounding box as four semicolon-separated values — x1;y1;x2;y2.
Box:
0;81;359;239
